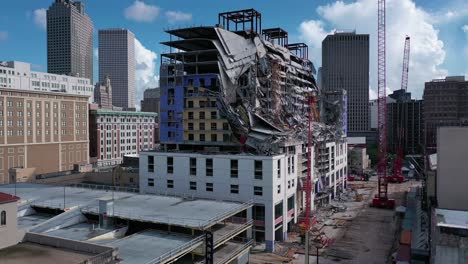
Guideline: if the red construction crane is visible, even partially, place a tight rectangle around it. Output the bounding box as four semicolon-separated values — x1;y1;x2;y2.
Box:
390;36;410;184
372;0;395;209
300;93;317;263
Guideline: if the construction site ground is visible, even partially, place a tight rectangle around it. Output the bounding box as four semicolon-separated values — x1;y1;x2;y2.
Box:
250;177;420;264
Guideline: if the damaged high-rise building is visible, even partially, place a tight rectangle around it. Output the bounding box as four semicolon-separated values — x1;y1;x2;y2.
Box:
139;9;348;252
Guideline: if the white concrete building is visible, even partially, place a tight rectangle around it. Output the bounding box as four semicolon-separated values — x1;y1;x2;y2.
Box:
0;61;94;103
89;109;157;167
139;140;347;251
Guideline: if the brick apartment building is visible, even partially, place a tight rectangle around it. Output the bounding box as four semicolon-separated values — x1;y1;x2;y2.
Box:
0;88;89;184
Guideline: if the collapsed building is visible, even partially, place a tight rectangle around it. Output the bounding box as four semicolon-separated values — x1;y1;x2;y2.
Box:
140;9;348;252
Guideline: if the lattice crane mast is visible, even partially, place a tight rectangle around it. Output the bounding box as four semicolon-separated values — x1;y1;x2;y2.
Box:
372;0;395;208
391;36;410;183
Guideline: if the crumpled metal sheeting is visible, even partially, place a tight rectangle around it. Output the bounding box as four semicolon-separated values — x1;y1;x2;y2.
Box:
212;28;342;154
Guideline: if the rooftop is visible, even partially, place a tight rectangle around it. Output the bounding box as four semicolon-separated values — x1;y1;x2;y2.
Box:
0;192;20;204
90;109;158;117
436;208;468;230
0;242;93;264
0;183;251;230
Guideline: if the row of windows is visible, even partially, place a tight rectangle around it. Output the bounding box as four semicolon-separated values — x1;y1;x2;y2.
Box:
147;178;264;196
0;129;86;137
187;122;229;131
150;157;264;179
0;100;86;110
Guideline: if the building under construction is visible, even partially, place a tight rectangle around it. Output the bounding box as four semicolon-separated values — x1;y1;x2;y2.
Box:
141;9;348;252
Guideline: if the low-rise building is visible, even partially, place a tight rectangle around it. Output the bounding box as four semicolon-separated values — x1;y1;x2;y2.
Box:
0;61;94;103
0;192;21;249
347;137;370;174
0;88;90;184
89;109;157;167
139;139;347;251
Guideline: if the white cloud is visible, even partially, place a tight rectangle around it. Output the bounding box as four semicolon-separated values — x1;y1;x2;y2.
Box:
165;11;192;24
463;25;468;33
33;8;46;30
124;1;160;23
135;38;159;109
298;20;334;64
0;31;7;41
299;0;447;99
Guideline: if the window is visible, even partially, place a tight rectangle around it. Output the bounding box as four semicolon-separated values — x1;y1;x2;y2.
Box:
230;184;239;194
292;179;295;187
253;205;265;221
199;112;205;119
211;111;217;119
277;160;281;178
206;159;213;176
167;180;174;188
188;134;194;140
223;123;229;130
147;178;154;187
211;134;217;142
288;157;291;174
230;160;238;178
0;211;5;225
147;156;154;172
287;196;294;211
211;123;217;130
190;158;196;176
206;182;213;192
275;202;283;219
188;112;194;119
200;134;205;142
190;181;197;190
167;157;174;174
254;186;263;196
188;122;194;130
187;101;194;108
277;185;281;194
288;180;291;189
291;156;295;173
254;160;262;179
199;123;205;130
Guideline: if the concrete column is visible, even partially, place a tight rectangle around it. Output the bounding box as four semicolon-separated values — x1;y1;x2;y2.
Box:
246;207;252;239
265;202;275;252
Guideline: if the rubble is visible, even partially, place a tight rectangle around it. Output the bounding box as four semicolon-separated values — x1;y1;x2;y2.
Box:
211;26;342;154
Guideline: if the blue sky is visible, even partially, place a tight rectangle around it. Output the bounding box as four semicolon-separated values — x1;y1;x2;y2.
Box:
0;0;467;105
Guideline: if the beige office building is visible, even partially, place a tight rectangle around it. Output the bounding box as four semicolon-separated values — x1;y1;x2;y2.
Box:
0;88;89;184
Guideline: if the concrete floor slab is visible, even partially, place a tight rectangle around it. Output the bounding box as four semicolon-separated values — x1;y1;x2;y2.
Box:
18;213;54;230
45;223;114;242
0;242;93;264
0;184;249;230
108;229;201;264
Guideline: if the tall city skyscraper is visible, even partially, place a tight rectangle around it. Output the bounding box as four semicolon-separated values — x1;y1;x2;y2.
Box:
98;29;136;109
322;32;369;136
47;0;93;81
423;76;468;152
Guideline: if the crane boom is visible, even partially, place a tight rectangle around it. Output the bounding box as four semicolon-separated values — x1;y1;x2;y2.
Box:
391;36;411;184
401;36;410;92
373;0;395;209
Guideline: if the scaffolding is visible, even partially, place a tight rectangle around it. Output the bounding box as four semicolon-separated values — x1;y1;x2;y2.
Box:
218;9;262;33
285;43;309;60
262;28;288;46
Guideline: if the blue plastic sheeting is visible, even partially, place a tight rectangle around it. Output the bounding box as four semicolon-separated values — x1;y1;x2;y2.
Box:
160;85;184;143
160;74;219;144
